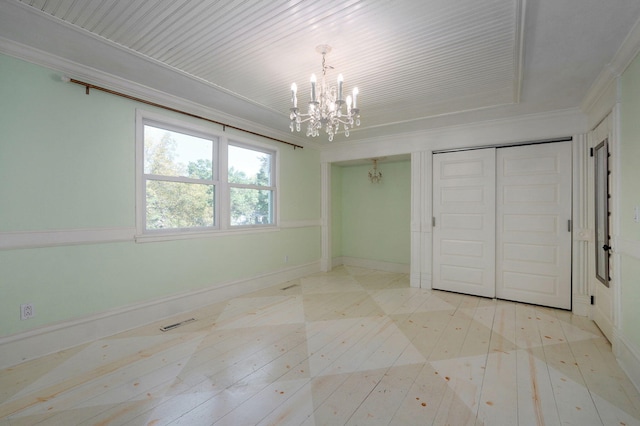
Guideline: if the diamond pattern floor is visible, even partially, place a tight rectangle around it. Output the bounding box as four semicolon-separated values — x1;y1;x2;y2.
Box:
1;266;639;425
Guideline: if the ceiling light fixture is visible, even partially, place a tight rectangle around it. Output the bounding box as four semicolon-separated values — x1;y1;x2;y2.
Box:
290;45;360;141
369;159;382;183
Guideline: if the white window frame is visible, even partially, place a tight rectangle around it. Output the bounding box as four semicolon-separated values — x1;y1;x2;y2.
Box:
227;140;278;228
135;110;279;242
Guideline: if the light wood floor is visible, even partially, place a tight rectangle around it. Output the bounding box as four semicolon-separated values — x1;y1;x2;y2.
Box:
1;266;639;425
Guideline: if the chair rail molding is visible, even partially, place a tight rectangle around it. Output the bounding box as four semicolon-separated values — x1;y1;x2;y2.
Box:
0;227;136;250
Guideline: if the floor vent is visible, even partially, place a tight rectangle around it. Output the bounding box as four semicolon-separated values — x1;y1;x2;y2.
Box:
281;283;299;290
160;318;196;332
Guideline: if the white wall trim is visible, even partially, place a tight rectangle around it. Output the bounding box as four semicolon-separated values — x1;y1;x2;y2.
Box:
572;295;591;317
134;227;282;244
321;108;586;164
0;261;320;369
611;104;623;334
617;237;640;260
333;256;410;274
614;329;640;393
581;14;640;117
280;219;322;229
0;35;311;150
0;227;136;250
0;222;321;250
571;133;590;316
410;151;423;288
320;162;332;272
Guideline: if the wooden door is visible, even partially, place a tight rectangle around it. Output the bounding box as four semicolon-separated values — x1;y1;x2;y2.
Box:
495;142;573;309
591;116;614;341
433;148;496;298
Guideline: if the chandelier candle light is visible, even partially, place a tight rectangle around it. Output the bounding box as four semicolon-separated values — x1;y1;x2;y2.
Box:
290;45;360;141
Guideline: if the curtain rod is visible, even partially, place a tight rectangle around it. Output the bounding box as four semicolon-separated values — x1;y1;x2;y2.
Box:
64;77;304;150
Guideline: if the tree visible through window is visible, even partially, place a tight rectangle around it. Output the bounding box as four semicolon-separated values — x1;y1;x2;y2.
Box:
228;144;275;226
137;112;278;237
143;124;216;231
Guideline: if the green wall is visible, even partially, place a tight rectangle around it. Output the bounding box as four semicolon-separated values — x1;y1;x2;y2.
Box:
0;54;321;337
620;51;640;349
332;160;411;265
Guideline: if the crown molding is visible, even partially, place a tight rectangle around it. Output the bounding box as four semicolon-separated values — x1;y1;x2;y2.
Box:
0;36;308;150
0;0;312;149
581;15;640;115
321;107;586;164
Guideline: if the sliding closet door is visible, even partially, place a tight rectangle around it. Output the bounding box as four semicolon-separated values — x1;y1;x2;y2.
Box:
433;148;496;298
495;142;572;309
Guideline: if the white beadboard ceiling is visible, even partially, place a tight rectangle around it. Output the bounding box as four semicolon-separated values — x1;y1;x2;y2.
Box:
3;0;640;144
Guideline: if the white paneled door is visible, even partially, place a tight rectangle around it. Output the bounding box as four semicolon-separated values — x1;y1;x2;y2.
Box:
495;142;572;309
590;115;614;341
433;142;572;309
433;148;496;298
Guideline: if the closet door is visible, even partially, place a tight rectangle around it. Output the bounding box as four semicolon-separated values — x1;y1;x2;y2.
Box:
495;142;572;309
433;148;496;298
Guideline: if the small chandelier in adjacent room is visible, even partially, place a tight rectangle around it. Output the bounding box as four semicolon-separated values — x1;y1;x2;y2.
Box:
290;45;360;141
368;159;382;183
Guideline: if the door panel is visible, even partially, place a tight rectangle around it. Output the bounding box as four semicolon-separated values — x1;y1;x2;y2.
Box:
495;142;572;309
433;149;496;298
591;115;613;341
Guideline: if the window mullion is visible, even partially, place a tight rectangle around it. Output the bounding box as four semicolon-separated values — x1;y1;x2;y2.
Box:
219;137;229;230
145;174;216;185
228;183;276;191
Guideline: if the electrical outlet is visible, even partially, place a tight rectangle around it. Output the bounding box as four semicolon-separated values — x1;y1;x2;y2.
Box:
20;303;34;320
284;255;289;263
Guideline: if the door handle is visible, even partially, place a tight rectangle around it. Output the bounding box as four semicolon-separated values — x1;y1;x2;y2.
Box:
602;244;611;251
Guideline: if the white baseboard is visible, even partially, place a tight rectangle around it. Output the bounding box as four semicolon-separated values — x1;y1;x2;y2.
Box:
420;272;433;289
614;330;640;394
410;274;421;288
0;262;320;369
333;256;410;274
572;294;590;317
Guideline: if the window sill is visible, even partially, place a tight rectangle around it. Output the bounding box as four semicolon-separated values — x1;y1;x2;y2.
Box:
135;225;279;243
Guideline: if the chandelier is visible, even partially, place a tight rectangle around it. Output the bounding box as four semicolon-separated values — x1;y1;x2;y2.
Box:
290;45;360;141
368;159;382;183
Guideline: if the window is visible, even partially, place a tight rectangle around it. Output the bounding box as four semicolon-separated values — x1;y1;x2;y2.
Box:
228;144;275;226
142;123;218;231
136;111;277;239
